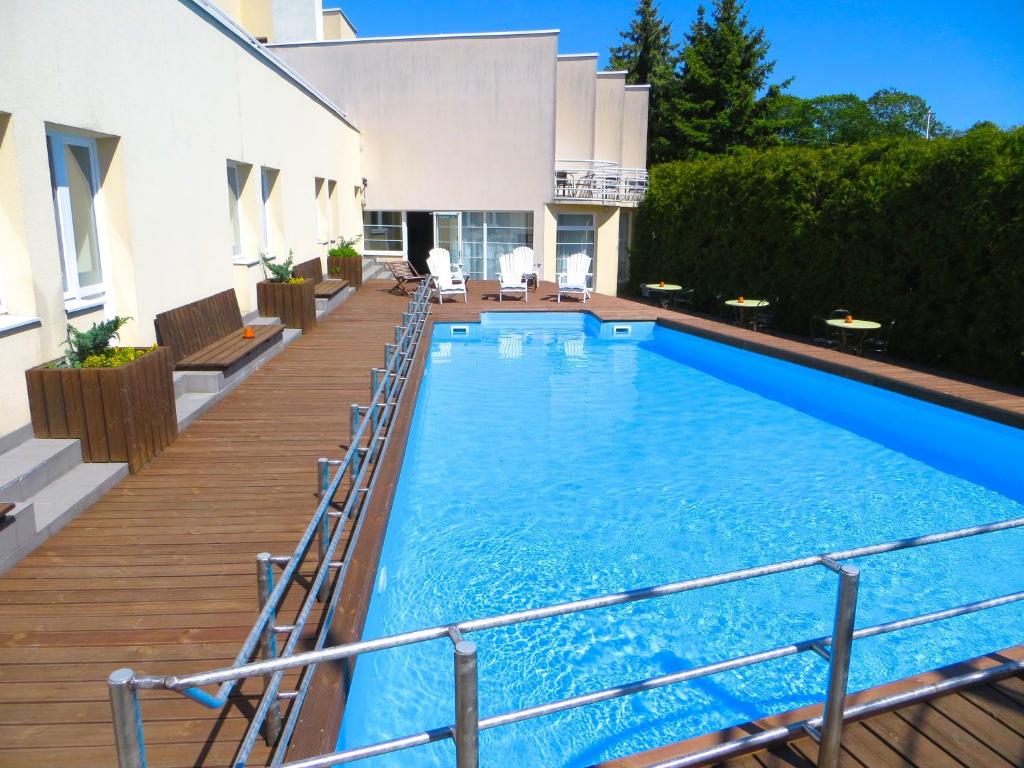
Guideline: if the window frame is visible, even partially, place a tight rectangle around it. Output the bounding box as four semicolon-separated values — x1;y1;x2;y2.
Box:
555;212;596;283
362;210;407;257
260;166;279;258
47;130;109;305
226;162;243;258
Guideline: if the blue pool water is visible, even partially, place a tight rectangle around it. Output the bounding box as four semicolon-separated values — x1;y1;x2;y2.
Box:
340;313;1024;766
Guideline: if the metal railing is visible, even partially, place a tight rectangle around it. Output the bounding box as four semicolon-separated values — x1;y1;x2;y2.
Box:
108;503;1024;768
554;159;649;205
108;283;431;768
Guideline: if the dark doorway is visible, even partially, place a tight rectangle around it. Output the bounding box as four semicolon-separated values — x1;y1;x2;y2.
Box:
406;212;433;275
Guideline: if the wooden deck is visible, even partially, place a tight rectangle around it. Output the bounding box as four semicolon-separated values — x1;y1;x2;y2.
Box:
0;279;1021;768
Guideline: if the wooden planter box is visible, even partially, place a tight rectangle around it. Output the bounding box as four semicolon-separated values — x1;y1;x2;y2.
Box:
25;347;178;474
257;279;317;333
328;255;363;288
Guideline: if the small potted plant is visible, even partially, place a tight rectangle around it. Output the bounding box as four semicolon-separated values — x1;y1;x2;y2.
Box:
257;250;317;333
24;316;178;473
327;235;363;288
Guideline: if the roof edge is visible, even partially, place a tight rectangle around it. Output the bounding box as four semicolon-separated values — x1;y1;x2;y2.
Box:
268;28;560;48
186;0;359;131
558;53;599;60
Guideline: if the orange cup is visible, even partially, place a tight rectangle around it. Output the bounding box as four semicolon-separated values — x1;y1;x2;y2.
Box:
659;280;665;288
243;326;255;339
845;315;853;324
738;296;744;303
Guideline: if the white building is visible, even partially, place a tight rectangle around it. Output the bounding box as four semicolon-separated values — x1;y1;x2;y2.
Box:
0;0;648;440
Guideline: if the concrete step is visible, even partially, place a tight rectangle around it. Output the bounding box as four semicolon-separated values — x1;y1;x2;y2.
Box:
31;461;127;535
0;438;82;502
0;502;36;576
175;391;218;431
363;261;388;281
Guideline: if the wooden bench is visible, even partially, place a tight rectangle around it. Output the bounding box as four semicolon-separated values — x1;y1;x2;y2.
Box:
292;258;348;299
154;289;284;376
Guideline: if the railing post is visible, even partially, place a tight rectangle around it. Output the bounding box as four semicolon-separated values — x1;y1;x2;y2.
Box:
370;369;381;433
316;457;329;501
394;325;402;346
108;668;146;768
350;404;361;483
256;552;283;745
454;640;479;768
818;564;859;768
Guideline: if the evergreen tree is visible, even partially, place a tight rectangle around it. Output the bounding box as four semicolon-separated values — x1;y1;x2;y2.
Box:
674;0;790;156
609;0;684;163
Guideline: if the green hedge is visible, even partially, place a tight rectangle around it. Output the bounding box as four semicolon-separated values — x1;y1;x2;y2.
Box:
633;125;1024;385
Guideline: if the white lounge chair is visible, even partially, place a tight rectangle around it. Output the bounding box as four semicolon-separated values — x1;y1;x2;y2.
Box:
428;247;465;284
426;252;467;303
497;252;528;302
557;253;592;303
510;246;539;291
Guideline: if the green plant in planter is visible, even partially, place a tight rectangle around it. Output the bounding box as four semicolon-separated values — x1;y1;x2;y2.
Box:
58;316;133;368
260;249;302;283
328;235;362;276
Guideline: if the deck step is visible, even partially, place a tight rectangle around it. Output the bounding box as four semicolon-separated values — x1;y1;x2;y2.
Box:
0;438;82;502
30;462;127;535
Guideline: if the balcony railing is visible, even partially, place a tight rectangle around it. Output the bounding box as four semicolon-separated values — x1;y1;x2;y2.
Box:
553;159;649;206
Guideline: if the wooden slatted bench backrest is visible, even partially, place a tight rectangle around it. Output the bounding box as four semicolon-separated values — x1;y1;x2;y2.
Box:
292;258;325;284
154;289;244;364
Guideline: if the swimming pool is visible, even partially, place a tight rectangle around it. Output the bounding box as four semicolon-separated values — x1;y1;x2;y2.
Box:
339;312;1024;766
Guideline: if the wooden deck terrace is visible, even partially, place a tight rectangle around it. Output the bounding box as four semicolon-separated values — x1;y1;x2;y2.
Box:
0;278;1021;768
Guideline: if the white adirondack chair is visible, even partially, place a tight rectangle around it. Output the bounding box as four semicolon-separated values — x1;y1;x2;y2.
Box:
428;247;465;284
426;252;467;303
498;252;528;302
557;253;592;303
510;246;539;291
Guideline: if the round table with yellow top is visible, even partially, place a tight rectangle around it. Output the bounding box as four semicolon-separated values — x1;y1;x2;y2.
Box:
827;318;881;352
724;298;769;327
645;283;683;308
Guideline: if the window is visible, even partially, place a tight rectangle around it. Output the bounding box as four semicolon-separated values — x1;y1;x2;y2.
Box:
441;211;533;280
260;166;281;257
327;179;338;241
363;211;405;255
47;131;105;302
556;213;595;279
314;177;329;243
226;163;242;257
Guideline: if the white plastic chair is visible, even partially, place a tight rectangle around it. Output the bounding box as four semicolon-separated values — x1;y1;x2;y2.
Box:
510;246;539;291
426;252;467;303
557;253;592;303
497;252;528;302
428;247;465;284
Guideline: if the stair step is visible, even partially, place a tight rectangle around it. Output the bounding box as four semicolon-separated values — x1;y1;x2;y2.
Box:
176;392;218;431
0;438;82;502
0;502;35;575
31;462;128;535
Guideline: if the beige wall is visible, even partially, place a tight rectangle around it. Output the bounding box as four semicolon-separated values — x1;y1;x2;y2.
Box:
622;86;650;169
554;55;597;160
594;72;626;164
541;204;620;296
0;0;361;437
272;33;557;213
322;9;356;41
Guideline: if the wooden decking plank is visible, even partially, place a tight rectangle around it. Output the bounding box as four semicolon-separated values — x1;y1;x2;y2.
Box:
926;696;1024;765
893;700;1016;767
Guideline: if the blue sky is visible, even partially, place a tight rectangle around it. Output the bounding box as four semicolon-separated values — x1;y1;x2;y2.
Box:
326;0;1024;130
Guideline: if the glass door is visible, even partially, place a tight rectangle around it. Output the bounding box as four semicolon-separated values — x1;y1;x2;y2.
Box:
432;211;460;266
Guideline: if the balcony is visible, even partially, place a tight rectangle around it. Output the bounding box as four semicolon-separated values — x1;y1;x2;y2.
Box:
553;160;649;207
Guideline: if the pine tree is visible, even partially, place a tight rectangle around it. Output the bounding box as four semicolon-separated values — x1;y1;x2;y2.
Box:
609;0;684;163
674;0;789;156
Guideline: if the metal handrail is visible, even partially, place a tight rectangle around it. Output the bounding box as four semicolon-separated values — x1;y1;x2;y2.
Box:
108;282;432;768
109;502;1024;767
